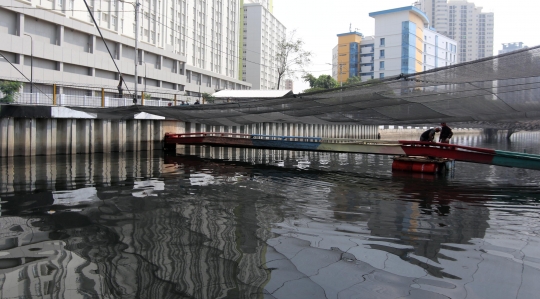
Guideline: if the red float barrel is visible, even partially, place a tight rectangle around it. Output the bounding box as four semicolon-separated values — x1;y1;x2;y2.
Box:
392;157;449;173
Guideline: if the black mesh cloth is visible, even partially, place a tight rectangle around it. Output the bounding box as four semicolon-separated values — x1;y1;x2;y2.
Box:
71;45;540;129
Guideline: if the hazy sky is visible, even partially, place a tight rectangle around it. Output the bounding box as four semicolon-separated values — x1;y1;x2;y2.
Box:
273;0;539;93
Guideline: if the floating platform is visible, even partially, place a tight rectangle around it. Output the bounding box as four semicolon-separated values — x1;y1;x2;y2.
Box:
392;156;455;173
164;132;540;171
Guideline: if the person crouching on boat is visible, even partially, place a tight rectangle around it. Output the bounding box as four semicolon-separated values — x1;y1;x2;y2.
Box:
439;122;453;143
420;127;440;142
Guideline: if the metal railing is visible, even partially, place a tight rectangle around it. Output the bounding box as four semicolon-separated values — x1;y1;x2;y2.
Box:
11;92;204;108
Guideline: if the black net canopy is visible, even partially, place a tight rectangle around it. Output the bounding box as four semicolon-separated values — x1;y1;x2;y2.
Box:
74;45;540;129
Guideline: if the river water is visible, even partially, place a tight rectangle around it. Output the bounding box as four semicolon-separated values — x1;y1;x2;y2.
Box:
0;133;539;299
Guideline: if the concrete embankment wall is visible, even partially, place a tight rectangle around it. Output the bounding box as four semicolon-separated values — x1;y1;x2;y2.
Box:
0;116;379;157
379;128;482;141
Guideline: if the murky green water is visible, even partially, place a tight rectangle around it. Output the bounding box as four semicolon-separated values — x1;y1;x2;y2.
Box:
0;133;539;299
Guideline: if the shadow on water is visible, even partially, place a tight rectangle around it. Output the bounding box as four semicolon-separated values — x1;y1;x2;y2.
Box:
0;133;539;298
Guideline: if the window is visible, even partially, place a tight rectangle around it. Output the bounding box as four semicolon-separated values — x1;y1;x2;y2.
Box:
380;73;385;79
379;61;385;70
380;49;385;58
380;38;385;46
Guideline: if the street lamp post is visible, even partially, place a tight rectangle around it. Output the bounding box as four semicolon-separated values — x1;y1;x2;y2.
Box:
24;34;33;94
134;0;140;103
144;62;147;96
327;62;344;87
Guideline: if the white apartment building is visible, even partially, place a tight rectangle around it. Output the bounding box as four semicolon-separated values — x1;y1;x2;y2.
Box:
0;0;250;99
415;0;494;62
242;2;286;90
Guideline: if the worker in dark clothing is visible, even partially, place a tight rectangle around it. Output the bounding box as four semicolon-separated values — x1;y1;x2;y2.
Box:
420;127;440;142
439;122;453;143
117;75;124;98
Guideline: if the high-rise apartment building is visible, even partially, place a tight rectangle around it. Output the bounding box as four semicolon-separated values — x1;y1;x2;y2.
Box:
415;0;494;62
284;79;293;90
242;2;286;90
332;6;457;82
0;0;250;98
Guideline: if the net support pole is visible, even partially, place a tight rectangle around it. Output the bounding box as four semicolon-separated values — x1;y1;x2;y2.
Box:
141;91;144;106
174;94;177;106
101;88;105;107
53;84;56;105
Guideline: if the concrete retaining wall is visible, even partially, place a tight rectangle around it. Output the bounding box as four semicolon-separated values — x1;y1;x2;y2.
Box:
379;128;482;140
0;117;379;157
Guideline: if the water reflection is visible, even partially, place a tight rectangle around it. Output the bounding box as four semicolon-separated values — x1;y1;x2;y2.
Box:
0;133;539;298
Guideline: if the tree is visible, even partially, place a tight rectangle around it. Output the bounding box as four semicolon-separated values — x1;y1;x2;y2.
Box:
0;81;23;103
202;92;215;104
302;73;317;88
314;75;338;89
143;93;152;100
344;76;362;85
275;31;312;90
302;74;339;93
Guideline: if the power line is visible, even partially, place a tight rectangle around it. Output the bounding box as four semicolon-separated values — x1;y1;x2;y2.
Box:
0;5;134;13
0;53;52;100
82;0;132;96
146;13;280;71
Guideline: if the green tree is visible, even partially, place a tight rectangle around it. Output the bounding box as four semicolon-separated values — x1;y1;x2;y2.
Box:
344;76;362;85
276;31;312;90
302;74;339;93
302;73;317;88
202;92;215;104
313;75;338;89
143;93;152;100
0;81;23;103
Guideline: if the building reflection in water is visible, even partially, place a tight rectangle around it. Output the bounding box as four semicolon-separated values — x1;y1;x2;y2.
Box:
0;144;539;298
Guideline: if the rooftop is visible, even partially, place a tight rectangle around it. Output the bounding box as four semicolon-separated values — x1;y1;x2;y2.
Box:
369;6;430;26
213;89;293;98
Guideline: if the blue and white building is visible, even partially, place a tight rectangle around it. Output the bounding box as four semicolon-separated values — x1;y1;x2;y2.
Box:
333;6;457;82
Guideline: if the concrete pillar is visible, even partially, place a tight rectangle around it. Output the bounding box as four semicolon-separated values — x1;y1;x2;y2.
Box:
0;118;15;157
76;119;89;154
94;120;104;153
140;120;151;151
126;120;139;152
89;35;95;54
56;119;71;154
111;120;126;152
153;120;163;150
139;50;145;66
13;119;35;156
17;13;24;36
90;120;96;153
67;119;77;155
36;119;57;155
116;43;122;60
103;120;111;153
57;25;64;46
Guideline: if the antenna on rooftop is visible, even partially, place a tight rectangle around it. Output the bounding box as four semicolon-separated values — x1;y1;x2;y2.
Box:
349;23;352;32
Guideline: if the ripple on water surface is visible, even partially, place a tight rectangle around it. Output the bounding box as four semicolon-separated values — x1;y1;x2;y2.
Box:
0;133;539;298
